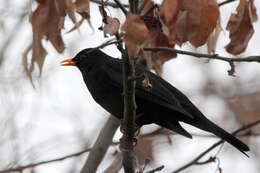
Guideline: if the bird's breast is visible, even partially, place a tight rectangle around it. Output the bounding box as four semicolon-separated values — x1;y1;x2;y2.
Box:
85;75;124;119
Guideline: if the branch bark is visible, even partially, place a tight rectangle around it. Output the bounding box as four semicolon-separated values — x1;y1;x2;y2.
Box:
90;0;129;8
172;119;260;173
218;0;238;7
120;49;137;173
144;47;260;76
80;115;119;173
114;29;137;173
0;148;91;173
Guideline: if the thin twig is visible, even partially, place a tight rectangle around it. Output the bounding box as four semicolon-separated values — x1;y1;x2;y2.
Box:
144;47;260;76
145;165;165;173
113;0;128;15
80;116;119;173
0;148;91;173
96;38;122;49
144;47;260;63
218;0;238;7
195;157;216;165
172;120;260;173
141;4;158;18
138;0;149;14
90;0;129;8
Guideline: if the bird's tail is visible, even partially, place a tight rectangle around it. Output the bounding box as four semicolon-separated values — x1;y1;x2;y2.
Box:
192;119;250;156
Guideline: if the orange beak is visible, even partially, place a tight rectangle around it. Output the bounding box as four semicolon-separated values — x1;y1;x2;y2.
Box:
60;59;76;66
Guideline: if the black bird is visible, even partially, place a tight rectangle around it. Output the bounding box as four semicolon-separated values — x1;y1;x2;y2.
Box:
61;48;249;155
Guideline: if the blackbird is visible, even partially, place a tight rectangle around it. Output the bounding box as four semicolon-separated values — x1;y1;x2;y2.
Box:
61;48;249;155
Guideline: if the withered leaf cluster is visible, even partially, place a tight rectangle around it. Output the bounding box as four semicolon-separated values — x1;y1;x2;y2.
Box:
24;0;90;80
120;0;257;71
226;0;257;55
26;0;258;79
121;0;220;72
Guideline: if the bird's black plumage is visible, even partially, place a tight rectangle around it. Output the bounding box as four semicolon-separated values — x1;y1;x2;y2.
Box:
70;48;249;155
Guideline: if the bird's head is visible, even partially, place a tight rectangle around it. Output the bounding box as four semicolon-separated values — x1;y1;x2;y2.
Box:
60;48;103;72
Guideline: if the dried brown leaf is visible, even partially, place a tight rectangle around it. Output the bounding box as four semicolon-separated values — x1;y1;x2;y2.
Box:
154;32;176;62
225;0;257;55
31;0;66;53
142;14;176;66
75;0;90;19
32;32;47;73
66;17;85;33
183;0;219;46
141;0;155;16
160;0;219;47
66;0;77;24
103;17;120;36
207;18;222;54
121;14;150;57
169;10;188;45
160;0;180;26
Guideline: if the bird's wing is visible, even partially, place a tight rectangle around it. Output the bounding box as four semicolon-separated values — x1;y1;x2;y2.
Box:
103;59;194;119
152;73;207;119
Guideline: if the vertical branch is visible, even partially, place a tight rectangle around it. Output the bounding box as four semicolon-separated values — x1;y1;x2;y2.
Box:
129;0;138;13
121;52;137;173
80;116;119;173
116;33;137;173
117;0;139;171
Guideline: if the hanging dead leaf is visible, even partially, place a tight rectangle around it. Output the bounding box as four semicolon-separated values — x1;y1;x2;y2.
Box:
225;0;257;55
121;14;150;57
160;0;180;26
103;17;120;36
31;32;48;74
168;10;188;45
66;0;77;24
31;0;66;53
154;32;176;62
75;0;90;19
207;18;222;54
160;0;219;47
141;0;155;16
66;18;85;33
143;15;176;67
184;0;219;46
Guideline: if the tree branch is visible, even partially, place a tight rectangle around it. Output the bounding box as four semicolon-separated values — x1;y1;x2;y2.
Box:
143;47;260;76
218;0;238;7
80;115;119;173
172;119;260;173
0;148;91;173
120;45;137;173
145;165;165;173
115;26;137;173
90;0;129;8
113;0;129;15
